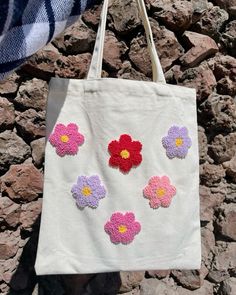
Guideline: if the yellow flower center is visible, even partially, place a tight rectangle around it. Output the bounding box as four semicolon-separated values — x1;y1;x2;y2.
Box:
82;186;92;197
118;225;127;233
175;137;183;147
60;135;69;143
120;149;130;159
156;188;166;198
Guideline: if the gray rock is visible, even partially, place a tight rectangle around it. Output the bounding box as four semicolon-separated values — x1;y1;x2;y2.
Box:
0;197;21;228
30;137;45;167
15;78;48;111
199;93;236;133
140;278;178;295
209;133;236;164
216;203;236;241
0;130;31;174
15;109;46;142
194;6;228;40
219;277;236;295
53;20;96;54
0;97;15;131
108;0;141;34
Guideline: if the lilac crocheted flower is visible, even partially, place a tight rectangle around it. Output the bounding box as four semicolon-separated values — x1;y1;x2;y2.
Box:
71;175;106;209
49;123;84;157
162;126;192;159
104;212;141;245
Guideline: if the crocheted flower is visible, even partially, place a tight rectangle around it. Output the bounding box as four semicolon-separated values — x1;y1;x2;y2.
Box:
143;176;176;209
104;212;141;245
108;134;142;173
71;175;106;209
49;123;84;157
162;126;191;159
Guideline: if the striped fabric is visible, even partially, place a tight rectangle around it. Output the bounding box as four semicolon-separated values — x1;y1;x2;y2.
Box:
0;0;101;80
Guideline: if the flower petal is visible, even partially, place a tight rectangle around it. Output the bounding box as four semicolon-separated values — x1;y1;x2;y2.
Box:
130;141;142;152
143;185;155;199
119;134;132;144
108;140;120;155
130;152;142;166
161;196;172;207
119;159;133;173
109;155;120;167
150;198;161;209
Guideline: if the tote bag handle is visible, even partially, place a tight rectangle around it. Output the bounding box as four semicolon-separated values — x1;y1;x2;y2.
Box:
87;0;166;83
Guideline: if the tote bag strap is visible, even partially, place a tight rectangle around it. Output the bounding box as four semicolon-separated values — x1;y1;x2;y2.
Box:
87;0;166;83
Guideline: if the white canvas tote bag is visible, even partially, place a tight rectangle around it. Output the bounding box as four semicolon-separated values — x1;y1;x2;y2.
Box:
35;0;201;275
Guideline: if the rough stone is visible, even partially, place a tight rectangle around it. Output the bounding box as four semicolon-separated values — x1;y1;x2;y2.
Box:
119;272;145;293
150;0;193;32
140;278;178;295
0;130;31;174
198;93;236;133
0;73;19;96
180;31;218;67
216;203;236;241
198;126;208;163
201;224;215;268
118;61;150;81
209;242;236;282
108;0;141;34
194;6;228;40
82;4;102;28
0;230;20;260
103;31;128;71
1;164;43;202
223;155;236;183
165;65;183;84
199;185;225;222
171;267;208;290
30;137;45;167
219;277;236;295
200;163;225;186
129;19;183;74
178;63;216;102
55;53;92;79
15;109;46;142
0;197;21;228
191;0;209;23
15;78;48;111
177;280;214;294
212;0;236;13
226;183;236;203
147;270;170;279
208;54;236;97
53;20;96;54
0;97;15;131
209;133;236;164
222;20;236;57
20;199;42;231
22;43;61;79
151;19;184;70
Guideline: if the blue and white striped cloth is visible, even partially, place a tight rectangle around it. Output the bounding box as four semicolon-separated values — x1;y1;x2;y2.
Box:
0;0;101;80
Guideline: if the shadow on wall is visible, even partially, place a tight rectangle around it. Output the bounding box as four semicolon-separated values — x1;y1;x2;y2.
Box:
8;216;122;295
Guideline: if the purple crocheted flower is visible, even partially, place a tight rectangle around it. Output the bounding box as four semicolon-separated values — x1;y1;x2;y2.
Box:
162;126;192;159
71;175;106;209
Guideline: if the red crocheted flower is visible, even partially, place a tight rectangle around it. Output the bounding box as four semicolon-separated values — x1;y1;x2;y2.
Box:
108;134;142;173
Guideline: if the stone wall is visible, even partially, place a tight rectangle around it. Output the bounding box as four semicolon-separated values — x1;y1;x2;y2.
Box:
0;0;236;294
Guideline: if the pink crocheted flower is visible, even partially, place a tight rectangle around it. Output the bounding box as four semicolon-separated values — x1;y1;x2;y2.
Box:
49;123;84;156
104;212;141;245
143;176;176;209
